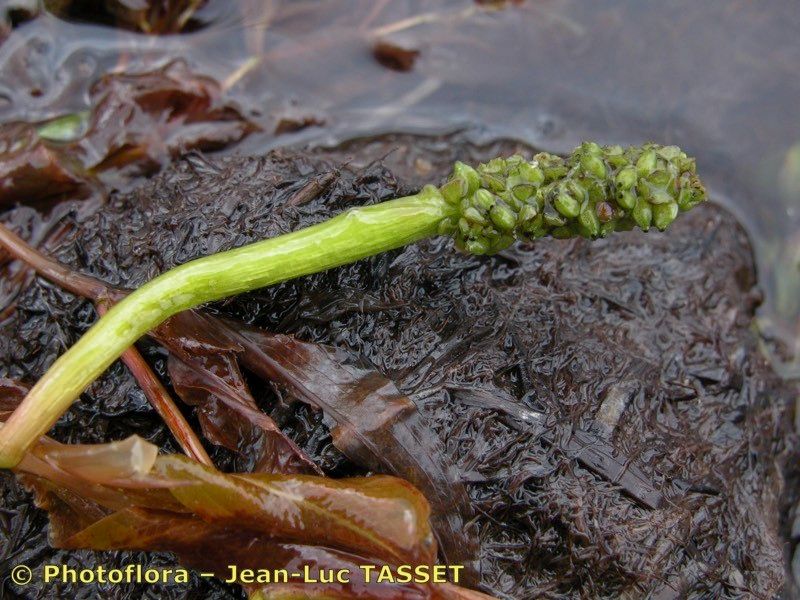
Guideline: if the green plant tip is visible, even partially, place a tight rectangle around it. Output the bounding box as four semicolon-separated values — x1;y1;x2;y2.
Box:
441;141;706;254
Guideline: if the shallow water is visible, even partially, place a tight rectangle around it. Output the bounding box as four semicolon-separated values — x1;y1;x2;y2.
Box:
1;0;799;368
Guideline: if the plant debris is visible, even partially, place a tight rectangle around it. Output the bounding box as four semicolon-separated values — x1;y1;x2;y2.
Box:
0;60;257;209
372;40;420;72
43;0;209;34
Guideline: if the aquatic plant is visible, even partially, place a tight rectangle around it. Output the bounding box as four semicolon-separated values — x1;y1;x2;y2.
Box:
0;142;705;467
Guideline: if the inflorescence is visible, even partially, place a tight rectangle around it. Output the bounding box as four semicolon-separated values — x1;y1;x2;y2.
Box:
438;142;706;255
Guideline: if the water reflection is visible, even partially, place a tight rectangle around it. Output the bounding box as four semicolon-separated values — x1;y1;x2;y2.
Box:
1;0;798;370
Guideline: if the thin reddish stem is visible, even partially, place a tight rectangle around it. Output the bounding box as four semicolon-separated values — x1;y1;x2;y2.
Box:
0;222;123;302
95;302;212;466
0;222;211;466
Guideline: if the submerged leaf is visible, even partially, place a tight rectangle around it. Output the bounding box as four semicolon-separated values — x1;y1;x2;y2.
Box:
0;378;28;420
10;435;474;599
153;310;322;475
66;512;436;599
45;0;207;34
0;60;256;209
152;310;477;574
156;455;436;565
32;434;158;484
43;453;437;566
0;123;88;209
212;319;479;578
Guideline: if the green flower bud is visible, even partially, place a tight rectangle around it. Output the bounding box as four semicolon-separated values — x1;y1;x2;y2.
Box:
652;202;679;231
617;189;637;211
440;177;466;205
518;203;539;224
465;238;490;255
463;206;487;225
520;212;545;237
482;157;507;174
437;217;457;236
676;186;693;211
532;188;546;210
480;171;506;193
544;203;567;227
536;153;568;181
636;178;651;201
566;179;587;202
648;186;674;205
582;178;605;204
580;152;607;179
615;166;637;190
490;203;517;233
554;192;581;218
505;154;526;168
473;188;495;211
636;149;657;176
518;162;545;187
582;141;603;155
676;173;706;210
510;181;536;201
678;156;696;174
657;145;681;160
632;199;652;231
647;169;672;188
453;161;481;196
604;145;628;168
578;207;601;238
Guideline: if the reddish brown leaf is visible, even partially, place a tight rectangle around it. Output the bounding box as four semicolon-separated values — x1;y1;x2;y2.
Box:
46;0;207;34
0;378;29;420
210;318;479;579
64;510;435;599
11;435;476;599
153;310;322;475
0;123;89;209
0;60;257;209
82;60;258;175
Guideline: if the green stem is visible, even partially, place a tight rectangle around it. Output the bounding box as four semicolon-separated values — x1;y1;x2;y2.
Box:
0;187;453;467
0;142;706;467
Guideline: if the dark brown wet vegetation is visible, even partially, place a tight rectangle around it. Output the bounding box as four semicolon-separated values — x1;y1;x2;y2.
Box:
1;133;797;598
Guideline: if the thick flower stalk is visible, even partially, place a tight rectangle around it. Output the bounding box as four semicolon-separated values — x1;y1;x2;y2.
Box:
0;142;705;467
